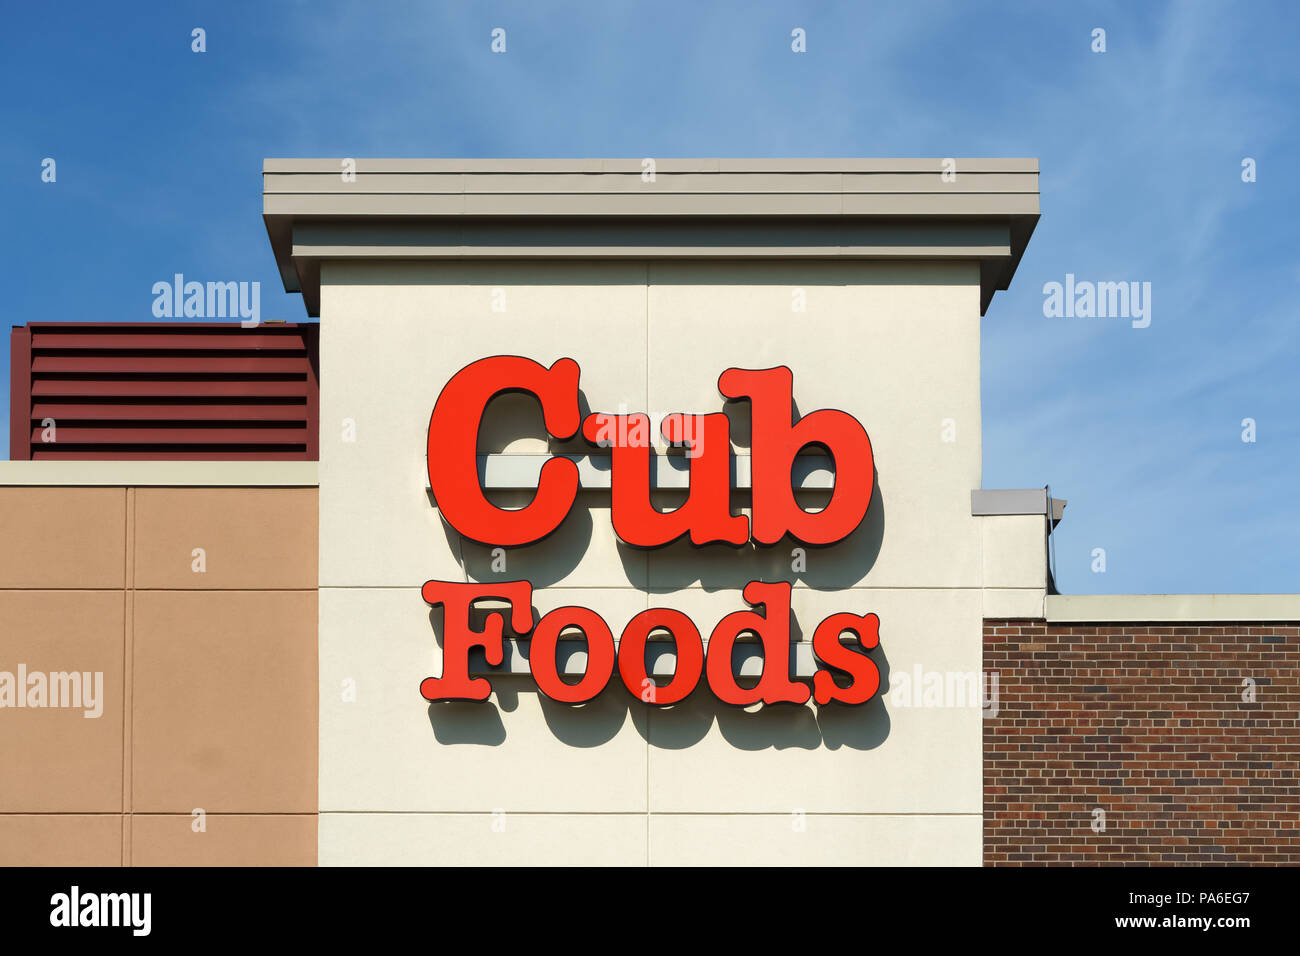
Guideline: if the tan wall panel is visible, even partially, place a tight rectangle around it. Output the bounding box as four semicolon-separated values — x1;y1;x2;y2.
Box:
0;488;125;588
0;814;122;866
131;590;317;813
0;590;124;811
131;813;316;866
133;488;317;589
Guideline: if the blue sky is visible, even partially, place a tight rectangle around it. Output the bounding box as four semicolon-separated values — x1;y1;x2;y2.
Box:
1;1;1297;594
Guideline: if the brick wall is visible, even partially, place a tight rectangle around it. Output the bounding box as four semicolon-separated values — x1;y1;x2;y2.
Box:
984;619;1299;865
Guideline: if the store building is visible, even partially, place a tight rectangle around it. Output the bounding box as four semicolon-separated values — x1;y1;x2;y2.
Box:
1;159;1295;866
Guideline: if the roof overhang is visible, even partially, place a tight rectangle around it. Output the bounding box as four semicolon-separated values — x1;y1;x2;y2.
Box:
1045;594;1300;623
972;488;1067;528
262;158;1039;317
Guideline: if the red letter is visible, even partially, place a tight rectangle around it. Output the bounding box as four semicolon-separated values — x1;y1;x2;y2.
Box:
428;356;581;546
529;606;616;703
618;608;704;705
718;366;873;546
419;579;534;702
705;581;810;706
583;411;747;547
811;612;881;705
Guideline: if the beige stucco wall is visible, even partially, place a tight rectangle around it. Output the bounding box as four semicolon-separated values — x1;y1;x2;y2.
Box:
0;484;318;866
318;257;1043;865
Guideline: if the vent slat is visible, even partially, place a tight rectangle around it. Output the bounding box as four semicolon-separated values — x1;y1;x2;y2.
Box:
31;426;308;444
30;449;307;461
30;332;307;350
31;403;306;422
32;355;312;374
30;380;310;397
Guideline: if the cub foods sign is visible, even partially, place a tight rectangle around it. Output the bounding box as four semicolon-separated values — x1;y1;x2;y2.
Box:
421;356;882;708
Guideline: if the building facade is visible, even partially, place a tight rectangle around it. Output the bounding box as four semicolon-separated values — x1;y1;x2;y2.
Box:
1;159;1294;866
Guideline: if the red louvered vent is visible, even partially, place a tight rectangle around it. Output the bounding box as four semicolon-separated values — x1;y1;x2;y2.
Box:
9;322;319;461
